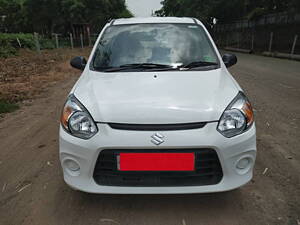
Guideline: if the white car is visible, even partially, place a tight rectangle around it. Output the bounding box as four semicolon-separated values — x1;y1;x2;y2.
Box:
59;17;256;194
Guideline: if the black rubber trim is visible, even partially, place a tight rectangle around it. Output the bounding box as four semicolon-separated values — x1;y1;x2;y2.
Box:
108;122;207;131
110;19;115;26
192;18;198;24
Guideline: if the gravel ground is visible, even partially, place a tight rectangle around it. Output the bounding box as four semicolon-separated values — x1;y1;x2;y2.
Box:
0;50;299;225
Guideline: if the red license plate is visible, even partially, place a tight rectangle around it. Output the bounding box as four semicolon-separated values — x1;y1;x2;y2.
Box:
119;153;195;171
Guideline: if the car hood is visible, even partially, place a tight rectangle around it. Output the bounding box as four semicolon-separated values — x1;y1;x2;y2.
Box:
73;69;240;124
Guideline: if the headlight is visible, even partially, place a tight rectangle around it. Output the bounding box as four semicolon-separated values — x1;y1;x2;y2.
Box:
217;92;254;138
60;94;98;139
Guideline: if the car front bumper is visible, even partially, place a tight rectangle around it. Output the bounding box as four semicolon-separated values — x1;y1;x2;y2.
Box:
59;122;256;194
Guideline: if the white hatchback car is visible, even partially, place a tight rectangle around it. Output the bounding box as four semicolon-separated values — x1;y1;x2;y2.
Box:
59;17;256;194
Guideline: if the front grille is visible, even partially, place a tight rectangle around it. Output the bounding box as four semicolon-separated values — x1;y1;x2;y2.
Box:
93;149;223;187
108;122;206;131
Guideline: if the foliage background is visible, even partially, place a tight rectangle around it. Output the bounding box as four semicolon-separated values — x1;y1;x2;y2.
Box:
0;0;132;35
156;0;300;25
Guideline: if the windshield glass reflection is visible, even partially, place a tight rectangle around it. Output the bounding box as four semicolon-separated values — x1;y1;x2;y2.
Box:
92;24;219;71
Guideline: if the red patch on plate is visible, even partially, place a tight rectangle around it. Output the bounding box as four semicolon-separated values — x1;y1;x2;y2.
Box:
119;153;195;171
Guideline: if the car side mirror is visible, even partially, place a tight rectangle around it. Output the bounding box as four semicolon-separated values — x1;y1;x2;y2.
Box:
70;56;87;70
222;54;237;68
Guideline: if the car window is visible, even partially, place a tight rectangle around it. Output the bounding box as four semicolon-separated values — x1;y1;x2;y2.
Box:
92;23;219;71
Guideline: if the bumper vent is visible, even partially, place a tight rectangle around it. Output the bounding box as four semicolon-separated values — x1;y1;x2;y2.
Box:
93;149;223;187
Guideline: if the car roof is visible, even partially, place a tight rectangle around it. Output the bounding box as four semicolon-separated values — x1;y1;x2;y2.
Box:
112;17;201;26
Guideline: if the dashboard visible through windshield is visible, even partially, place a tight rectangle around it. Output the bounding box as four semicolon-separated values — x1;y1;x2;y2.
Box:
91;23;220;72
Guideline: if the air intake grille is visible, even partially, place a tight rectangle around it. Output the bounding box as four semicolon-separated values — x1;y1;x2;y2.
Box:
108;122;206;131
93;149;223;187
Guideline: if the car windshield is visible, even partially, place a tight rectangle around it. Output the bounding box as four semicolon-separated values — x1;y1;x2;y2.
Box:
92;23;219;72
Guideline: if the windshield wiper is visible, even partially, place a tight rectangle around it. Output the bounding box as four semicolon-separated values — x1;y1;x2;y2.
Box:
180;61;218;70
121;63;172;68
103;63;174;72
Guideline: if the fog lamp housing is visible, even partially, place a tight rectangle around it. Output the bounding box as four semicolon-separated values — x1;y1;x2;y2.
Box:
235;156;253;175
63;159;80;176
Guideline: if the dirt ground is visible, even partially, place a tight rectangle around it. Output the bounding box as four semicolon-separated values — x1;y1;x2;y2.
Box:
0;50;299;225
0;48;91;103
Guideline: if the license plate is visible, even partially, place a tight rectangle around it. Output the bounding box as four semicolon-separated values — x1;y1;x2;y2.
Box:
119;153;195;171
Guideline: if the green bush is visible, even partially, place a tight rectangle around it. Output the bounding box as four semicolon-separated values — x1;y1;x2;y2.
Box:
0;44;17;58
0;33;35;57
0;33;35;49
39;38;56;49
0;33;59;57
0;100;19;114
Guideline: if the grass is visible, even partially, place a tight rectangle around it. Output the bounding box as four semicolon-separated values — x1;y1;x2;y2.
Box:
0;100;19;114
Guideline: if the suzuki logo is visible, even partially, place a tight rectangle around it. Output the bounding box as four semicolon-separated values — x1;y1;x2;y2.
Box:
151;133;164;145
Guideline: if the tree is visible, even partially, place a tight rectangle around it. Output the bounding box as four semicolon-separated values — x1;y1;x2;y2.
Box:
0;0;27;32
156;0;299;24
25;0;62;35
0;0;132;34
60;0;132;33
